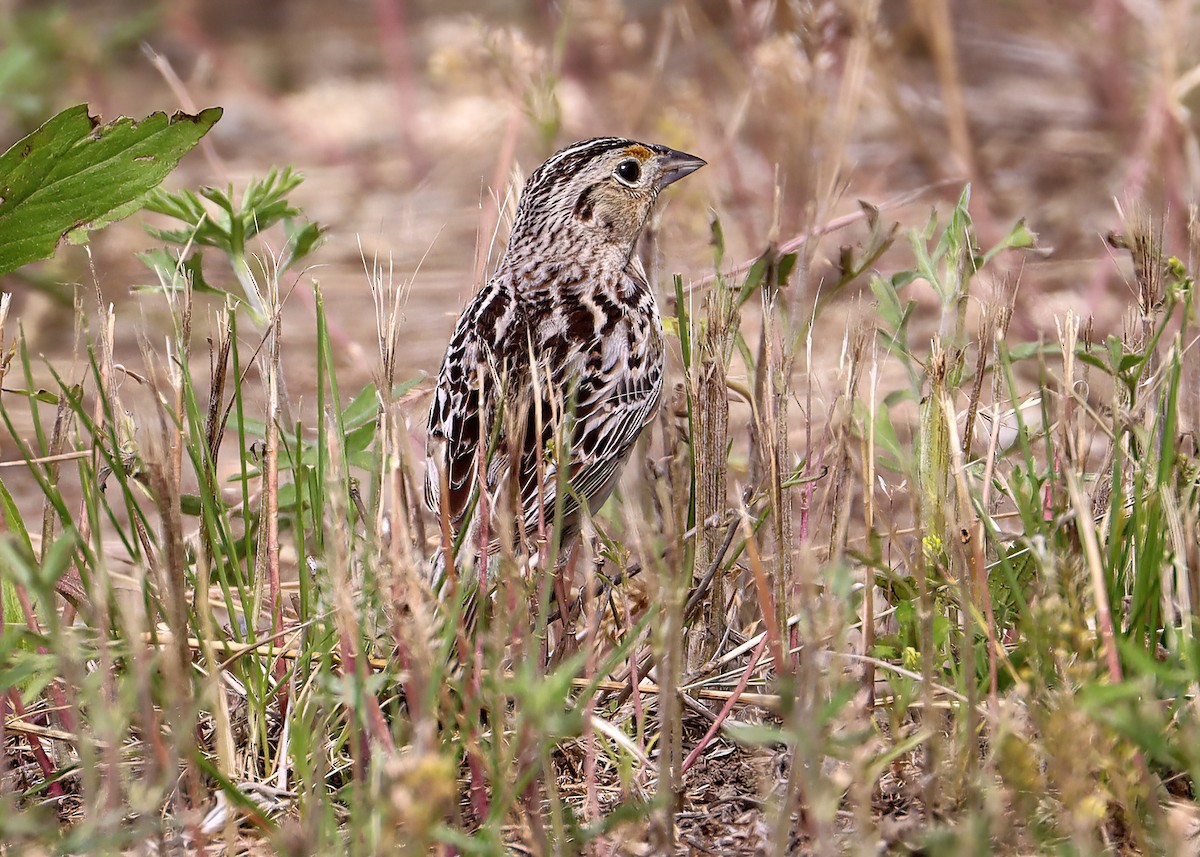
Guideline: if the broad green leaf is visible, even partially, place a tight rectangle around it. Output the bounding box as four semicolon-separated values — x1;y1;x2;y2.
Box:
338;374;427;429
341;383;381;430
0;103;222;275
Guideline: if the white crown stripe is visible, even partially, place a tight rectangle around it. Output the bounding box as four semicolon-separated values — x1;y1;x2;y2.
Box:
539;137;630;174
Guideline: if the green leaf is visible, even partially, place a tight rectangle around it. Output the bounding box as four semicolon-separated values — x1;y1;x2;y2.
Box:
1118;352;1146;373
1106;335;1124;370
341;377;427;431
343;422;377;466
142;186;213;243
859;401;906;471
141;166;319;302
776;251;798;286
883;388;918;408
0;513;35;627
982;217;1038;264
134;247;223;295
0;646;58;701
0;104;222;275
720;722;787;747
283;218;325;268
340;383;381;431
869;274;902;328
1;388;59;405
1005;341;1049;361
736;255;768;307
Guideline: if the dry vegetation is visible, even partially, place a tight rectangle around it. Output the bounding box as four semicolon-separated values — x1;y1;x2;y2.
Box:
2;1;1200;855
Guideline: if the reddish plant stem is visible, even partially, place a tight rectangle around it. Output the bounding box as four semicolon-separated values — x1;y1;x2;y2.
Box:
681;637;767;774
5;691;63;798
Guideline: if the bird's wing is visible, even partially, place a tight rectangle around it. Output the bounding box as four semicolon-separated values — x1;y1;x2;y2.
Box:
515;311;664;537
425;279;524;528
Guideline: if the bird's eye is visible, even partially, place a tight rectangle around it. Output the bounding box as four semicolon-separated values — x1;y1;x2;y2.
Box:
614;159;641;186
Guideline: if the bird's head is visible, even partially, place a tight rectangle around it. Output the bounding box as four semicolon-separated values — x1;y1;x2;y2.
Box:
504;137;706;268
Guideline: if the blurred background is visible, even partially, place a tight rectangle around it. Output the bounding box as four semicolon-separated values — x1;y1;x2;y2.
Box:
0;0;1197;407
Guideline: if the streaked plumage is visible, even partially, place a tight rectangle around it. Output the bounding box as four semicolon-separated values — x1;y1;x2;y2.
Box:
425;137;705;560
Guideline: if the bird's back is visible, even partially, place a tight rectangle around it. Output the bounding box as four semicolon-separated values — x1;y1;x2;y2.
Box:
425;262;663;550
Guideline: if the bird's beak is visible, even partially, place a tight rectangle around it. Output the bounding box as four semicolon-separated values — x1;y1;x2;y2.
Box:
656;147;707;188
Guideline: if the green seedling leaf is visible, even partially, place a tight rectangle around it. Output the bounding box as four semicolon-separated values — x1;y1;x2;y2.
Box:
869;274;904;328
344;422;377;459
0;388;59;404
722;722;786;747
982;217;1038;265
146;166;305;250
1106;335;1124;371
275;480;303;512
1118;352;1146;373
776;251;798;286
0;104;222;275
919;206;939;242
141;166;321;311
341;383;381;430
1005;341;1051;361
883;388;918;408
283;218;325;268
858;400;906;471
1075;351;1111;374
954;184;972;218
178;492;225;517
736;253;769;308
238;167;304;228
135;247;223;295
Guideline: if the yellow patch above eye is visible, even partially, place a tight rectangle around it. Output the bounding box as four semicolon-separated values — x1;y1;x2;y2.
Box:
622;144;652;161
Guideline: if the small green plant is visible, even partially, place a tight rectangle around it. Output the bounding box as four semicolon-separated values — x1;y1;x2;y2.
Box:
138;167;324;321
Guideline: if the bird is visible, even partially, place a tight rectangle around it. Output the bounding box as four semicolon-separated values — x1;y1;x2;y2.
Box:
424;137;705;573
